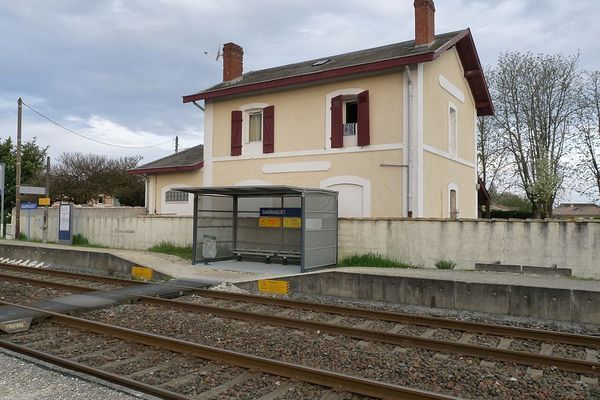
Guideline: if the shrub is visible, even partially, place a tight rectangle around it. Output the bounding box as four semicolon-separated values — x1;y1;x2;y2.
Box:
435;259;456;270
148;242;193;260
72;234;106;248
72;234;90;246
338;253;416;269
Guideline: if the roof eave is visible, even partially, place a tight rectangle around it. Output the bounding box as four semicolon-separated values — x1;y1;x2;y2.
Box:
183;52;435;103
444;29;494;116
127;162;204;175
183;29;494;116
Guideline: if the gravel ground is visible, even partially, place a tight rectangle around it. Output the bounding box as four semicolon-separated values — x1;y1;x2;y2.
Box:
82;302;598;399
0;350;143;400
0;280;73;303
4;322;362;399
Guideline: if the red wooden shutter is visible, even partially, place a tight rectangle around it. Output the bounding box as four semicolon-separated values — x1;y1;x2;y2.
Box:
330;95;343;148
230;110;242;156
357;90;370;146
262;105;274;153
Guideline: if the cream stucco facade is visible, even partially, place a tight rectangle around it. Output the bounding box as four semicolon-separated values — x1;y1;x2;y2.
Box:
200;47;478;218
145;170;203;215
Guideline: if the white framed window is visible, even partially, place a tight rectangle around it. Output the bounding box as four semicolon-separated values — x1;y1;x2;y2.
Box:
448;183;459;219
325;88;364;149
165;190;189;203
448;104;458;157
248;111;262;142
343;97;358;136
240;102;269;156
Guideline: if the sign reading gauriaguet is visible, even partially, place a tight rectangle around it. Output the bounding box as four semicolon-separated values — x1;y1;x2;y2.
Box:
259;208;302;229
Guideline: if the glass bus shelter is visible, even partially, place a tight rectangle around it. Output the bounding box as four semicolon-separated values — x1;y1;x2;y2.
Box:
174;186;338;272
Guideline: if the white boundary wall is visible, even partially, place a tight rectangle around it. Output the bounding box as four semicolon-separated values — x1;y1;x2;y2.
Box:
10;208;600;279
12;207;193;250
339;218;600;279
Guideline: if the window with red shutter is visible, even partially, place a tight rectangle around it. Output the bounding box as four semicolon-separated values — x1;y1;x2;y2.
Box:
357;90;370;146
262;105;274;153
231;110;242;156
330;95;343;148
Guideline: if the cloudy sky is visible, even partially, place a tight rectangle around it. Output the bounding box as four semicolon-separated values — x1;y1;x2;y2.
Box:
1;0;598;172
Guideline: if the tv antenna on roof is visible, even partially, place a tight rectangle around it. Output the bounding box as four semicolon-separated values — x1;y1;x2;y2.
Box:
203;44;223;64
215;43;223;63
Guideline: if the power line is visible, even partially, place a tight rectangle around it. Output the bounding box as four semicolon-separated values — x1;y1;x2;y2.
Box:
21;101;174;149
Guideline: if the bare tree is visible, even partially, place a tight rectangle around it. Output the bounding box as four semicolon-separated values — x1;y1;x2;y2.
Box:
491;52;581;218
576;71;600;201
51;153;144;206
477;67;510;192
477;114;510;193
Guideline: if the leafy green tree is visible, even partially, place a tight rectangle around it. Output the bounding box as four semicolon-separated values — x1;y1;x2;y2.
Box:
0;137;48;224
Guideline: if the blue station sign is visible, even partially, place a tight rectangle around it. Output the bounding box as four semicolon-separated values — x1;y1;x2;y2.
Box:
20;202;38;210
259;208;301;218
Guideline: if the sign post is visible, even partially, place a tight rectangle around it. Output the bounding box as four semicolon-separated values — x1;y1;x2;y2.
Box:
58;202;73;245
0;163;4;238
20;202;37;240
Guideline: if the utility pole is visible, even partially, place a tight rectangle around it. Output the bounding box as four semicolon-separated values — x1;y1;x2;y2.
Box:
15;98;22;239
175;136;179;153
43;156;50;243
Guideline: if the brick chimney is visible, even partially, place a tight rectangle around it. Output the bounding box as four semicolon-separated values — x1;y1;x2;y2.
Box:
222;42;243;82
414;0;435;47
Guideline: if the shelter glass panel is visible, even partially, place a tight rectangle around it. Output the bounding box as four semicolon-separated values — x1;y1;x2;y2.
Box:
194;194;234;262
303;191;338;271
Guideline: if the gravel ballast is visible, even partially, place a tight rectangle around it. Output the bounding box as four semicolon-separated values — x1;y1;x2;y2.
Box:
0;350;143;400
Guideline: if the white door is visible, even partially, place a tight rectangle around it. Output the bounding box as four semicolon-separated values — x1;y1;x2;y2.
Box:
328;184;364;217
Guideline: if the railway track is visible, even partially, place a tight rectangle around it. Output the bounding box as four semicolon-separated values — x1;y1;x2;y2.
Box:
0;265;598;376
0;300;454;400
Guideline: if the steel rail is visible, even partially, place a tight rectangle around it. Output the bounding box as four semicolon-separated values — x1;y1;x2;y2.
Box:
2;272;598;375
0;301;458;400
0;338;190;400
0;271;98;293
0;263;146;287
138;296;599;375
192;290;600;348
2;263;599;348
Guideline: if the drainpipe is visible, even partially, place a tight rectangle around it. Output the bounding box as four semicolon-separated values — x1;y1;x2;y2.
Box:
404;66;413;218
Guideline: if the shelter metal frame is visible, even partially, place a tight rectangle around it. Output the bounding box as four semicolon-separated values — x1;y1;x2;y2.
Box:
175;186;338;272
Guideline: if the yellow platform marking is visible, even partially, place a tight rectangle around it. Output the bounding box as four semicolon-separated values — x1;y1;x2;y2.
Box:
131;265;153;281
259;217;281;228
258;279;290;295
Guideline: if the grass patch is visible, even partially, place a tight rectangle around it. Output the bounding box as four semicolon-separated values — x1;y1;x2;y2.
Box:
435;259;456;270
148;241;193;260
338;253;416;269
72;234;107;248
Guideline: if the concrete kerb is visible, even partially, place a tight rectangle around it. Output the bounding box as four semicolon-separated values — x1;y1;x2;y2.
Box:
237;270;600;325
0;243;170;282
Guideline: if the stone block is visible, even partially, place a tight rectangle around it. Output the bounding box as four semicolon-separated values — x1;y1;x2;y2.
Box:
475;263;521;273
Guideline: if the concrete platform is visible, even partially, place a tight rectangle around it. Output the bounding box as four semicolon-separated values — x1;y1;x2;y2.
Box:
237;267;600;325
0;279;210;332
0;240;302;283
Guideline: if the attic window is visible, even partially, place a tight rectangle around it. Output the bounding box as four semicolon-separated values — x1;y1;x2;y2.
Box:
312;59;331;66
